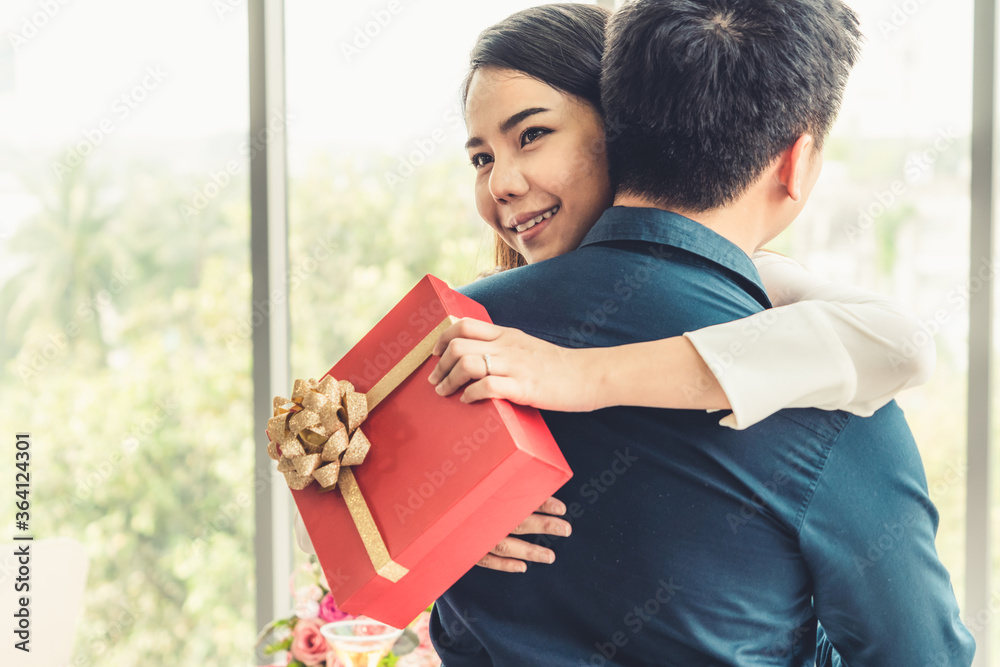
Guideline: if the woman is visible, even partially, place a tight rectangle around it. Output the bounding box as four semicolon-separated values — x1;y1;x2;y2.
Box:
426;3;936;574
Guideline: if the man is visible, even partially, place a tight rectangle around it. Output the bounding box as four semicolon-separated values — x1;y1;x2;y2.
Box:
432;0;975;665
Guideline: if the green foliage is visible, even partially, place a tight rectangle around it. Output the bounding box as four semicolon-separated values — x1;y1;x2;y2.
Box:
287;153;487;380
0;148;482;665
0;148;256;664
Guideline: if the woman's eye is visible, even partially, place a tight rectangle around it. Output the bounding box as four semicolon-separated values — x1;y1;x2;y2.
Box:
521;127;550;147
470;153;493;169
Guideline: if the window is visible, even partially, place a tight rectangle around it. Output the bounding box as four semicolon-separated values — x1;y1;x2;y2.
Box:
0;0;253;663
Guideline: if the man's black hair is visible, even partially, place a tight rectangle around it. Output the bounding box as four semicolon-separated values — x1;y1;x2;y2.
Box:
602;0;863;211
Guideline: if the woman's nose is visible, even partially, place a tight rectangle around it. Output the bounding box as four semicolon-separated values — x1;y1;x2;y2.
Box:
488;157;529;202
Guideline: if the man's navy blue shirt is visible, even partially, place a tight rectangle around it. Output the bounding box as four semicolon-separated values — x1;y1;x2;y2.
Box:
430;207;974;666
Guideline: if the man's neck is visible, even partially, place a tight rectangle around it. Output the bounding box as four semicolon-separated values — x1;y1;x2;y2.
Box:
613;193;769;257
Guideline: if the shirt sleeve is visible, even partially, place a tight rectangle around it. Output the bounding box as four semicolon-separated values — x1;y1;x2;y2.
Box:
683;251;936;429
798;405;975;664
294;511;316;554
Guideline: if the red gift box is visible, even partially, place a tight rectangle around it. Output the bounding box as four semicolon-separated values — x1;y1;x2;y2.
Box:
275;275;572;628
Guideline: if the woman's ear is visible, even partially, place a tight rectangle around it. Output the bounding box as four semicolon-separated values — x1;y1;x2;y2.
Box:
777;134;815;202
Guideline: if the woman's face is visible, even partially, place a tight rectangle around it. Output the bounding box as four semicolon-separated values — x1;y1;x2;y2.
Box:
464;67;612;264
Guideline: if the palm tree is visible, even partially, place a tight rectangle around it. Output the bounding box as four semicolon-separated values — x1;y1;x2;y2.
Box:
0;160;131;362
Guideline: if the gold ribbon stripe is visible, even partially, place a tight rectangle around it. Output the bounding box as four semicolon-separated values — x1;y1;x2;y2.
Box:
366;316;458;412
338;467;410;582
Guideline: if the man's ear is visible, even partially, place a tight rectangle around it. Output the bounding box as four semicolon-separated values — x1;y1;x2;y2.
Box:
777;134;815;202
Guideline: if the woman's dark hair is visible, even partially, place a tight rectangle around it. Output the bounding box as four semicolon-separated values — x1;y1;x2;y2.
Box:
602;0;863;212
463;3;611;272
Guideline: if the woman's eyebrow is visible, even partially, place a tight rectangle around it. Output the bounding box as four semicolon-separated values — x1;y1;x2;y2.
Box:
465;107;551;150
499;107;549;133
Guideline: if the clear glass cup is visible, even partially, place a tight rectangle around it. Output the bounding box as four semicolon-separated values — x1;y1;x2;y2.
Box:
320;618;404;667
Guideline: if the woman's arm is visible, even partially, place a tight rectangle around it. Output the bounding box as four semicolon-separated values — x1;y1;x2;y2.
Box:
295;511;316;554
430;251;934;428
428;320;728;412
685;251;935;428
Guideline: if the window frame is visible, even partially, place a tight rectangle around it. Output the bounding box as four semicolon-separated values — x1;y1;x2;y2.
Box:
968;0;996;663
249;0;293;635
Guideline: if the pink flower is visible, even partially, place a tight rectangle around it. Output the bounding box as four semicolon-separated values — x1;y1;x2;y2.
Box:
318;593;350;623
295;599;320;621
290;619;329;666
296;584;324;604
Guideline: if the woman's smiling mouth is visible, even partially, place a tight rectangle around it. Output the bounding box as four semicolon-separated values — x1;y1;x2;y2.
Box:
513;205;560;233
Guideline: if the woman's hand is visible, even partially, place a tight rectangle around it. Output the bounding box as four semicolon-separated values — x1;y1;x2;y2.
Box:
427;318;601;411
476;496;572;572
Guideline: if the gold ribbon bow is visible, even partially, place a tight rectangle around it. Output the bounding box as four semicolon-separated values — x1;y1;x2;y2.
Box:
267;376;370;492
266;315;458;583
267;375;408;582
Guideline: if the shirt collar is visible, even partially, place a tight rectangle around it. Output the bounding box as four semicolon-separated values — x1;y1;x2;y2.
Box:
579;206;771;308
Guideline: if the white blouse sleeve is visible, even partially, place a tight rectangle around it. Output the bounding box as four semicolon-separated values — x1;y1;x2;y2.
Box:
683;251;935;430
295;510;316;554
